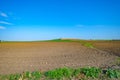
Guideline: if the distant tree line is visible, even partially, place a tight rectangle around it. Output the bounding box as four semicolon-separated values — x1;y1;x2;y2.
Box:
0;40;2;43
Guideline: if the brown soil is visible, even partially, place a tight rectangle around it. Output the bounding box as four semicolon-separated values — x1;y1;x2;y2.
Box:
0;42;118;74
89;41;120;56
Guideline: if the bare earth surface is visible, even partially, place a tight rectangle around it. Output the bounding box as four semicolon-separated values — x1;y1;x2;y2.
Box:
91;41;120;56
0;42;118;74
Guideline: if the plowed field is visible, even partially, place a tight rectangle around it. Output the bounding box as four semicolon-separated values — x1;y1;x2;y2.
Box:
0;41;119;74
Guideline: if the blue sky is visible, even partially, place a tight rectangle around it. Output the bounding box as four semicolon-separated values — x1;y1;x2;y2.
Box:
0;0;120;41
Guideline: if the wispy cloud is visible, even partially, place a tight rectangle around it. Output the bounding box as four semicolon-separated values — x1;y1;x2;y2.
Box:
0;12;8;17
76;24;106;28
0;21;13;25
76;25;84;27
0;26;6;29
93;25;106;27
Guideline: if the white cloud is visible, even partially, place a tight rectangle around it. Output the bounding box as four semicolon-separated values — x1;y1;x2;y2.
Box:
0;21;13;25
0;12;8;17
0;26;6;29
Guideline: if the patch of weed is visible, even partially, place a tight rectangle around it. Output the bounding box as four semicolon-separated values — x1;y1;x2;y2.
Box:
113;57;120;66
45;67;73;80
81;67;101;78
8;74;21;80
84;43;94;48
31;71;42;79
0;67;120;80
106;69;120;78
